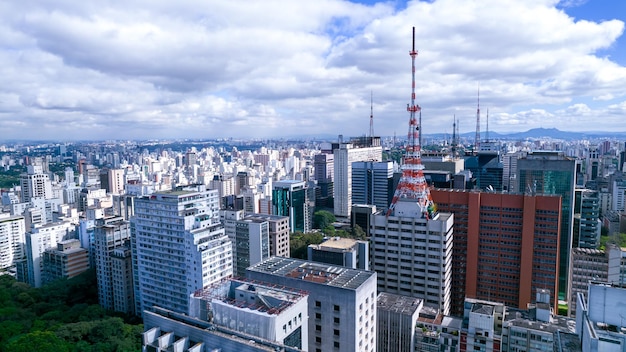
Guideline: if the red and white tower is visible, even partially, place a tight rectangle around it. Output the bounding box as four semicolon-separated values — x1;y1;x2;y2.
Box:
387;27;435;219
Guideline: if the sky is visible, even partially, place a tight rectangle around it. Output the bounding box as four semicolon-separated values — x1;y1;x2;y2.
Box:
1;0;626;141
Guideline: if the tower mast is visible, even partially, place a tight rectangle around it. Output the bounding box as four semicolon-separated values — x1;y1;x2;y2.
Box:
474;86;480;154
369;91;374;138
387;27;435;218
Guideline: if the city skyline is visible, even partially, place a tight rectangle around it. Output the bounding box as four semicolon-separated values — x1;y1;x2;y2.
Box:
1;0;626;141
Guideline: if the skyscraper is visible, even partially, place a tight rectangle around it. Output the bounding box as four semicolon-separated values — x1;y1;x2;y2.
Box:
233;217;270;277
19;163;53;202
0;214;25;272
132;184;232;316
333;141;382;218
517;151;576;302
272;180;310;233
351;160;394;212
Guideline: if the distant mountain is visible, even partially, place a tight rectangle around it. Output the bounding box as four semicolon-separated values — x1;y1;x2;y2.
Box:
428;128;626;141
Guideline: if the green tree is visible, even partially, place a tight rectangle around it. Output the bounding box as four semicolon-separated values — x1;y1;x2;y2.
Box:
6;331;70;352
313;210;336;230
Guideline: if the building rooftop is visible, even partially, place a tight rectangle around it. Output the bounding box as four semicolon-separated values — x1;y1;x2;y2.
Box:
471;303;494;316
310;237;358;251
248;256;375;290
377;292;422;315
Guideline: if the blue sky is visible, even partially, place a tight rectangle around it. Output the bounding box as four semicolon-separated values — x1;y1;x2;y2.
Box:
0;0;625;141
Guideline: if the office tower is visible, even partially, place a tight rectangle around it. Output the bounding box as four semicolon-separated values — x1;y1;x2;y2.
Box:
576;282;626;351
233;216;270;277
0;214;25;272
308;237;369;270
105;169;125;195
247;257;377;352
314;153;334;208
517;151;576;302
188;278;309;350
272;180;310;233
23;220;75;287
372;27;454;316
569;245;622;317
19;163;53;202
502;152;520;192
247;213;290;258
431;189;561;315
376;293;422;352
132;185;233;316
461;298;506;352
612;178;626;212
351;160;394;212
586;145;600;182
93;216;132;313
110;246;134;315
210;174;235;207
574;189;601;248
333;141;382;218
371;208;454;315
41;239;90;285
464;149;504;191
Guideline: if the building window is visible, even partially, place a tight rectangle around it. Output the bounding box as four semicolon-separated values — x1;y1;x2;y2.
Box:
315;313;321;320
334;329;340;336
315;300;321;308
334;317;340;324
316;325;321;332
334;304;340;312
334;341;340;348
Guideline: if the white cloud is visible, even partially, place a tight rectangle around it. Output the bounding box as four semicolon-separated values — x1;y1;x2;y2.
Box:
0;0;625;140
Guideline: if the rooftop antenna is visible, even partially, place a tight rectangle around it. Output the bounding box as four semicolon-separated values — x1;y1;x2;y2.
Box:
475;85;480;154
451;114;457;158
369;91;374;138
387;27;435;219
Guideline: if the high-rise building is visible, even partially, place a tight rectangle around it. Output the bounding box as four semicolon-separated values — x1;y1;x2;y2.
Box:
23;220;75;287
272;180;310;233
233;217;270;277
574;189;601;248
569;245;622;317
132;185;233;316
0;214;25;272
461;298;506;352
376;292;422;352
93;216;132;314
247;213;290;258
517;151;576;302
110;246;134;315
576;282;626;351
371;203;454;316
247;257;377;352
333;141;382;218
19;163;53;202
314;153;334;209
351;160;394;213
431;189;562;315
41;239;90;285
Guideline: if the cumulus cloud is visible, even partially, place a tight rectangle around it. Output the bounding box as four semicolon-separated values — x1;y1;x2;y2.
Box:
0;0;625;140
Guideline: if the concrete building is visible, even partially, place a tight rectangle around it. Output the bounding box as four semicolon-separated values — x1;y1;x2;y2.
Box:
517;151;577;302
41;239;90;285
351;160;394;213
502;289;578;352
272;180;310;233
190;278;309;350
431;189;562;316
576;282;626;351
376;292;422;352
370;200;454;316
22;220;75;287
570;245;622;317
247;213;290;258
350;204;376;237
132;184;233;316
19;163;53;202
93;216;133;314
333;141;382;218
0;214;25;272
110;246;134;315
313;153;334;208
233;217;270;277
143;307;303;352
308;237;369;270
461;298;506;352
574;189;601;248
247;257;377;352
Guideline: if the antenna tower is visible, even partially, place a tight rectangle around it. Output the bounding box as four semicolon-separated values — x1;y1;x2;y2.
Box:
369;91;374;138
387;27;435;218
451;115;457;158
475;86;480;154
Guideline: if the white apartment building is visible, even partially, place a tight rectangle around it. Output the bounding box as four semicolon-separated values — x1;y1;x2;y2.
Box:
23;220;75;287
371;199;454;315
0;214;25;272
132;184;233;316
19;163;53;202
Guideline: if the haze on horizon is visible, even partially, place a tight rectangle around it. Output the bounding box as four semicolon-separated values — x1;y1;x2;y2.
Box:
1;0;626;141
